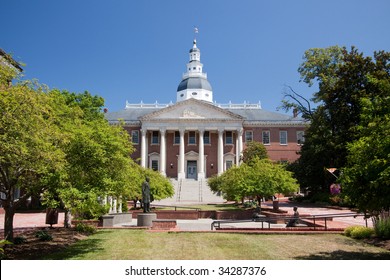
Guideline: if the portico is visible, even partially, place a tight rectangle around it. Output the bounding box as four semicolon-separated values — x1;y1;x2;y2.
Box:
134;90;246;179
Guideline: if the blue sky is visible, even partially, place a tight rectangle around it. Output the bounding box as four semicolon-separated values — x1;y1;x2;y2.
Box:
1;0;389;113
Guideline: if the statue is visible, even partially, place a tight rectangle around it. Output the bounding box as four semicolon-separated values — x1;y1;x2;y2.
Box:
142;177;151;213
287;206;299;227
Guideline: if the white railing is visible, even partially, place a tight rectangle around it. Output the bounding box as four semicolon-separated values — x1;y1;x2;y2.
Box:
125;100;262;109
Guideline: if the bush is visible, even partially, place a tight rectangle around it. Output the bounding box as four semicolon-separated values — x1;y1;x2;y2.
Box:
375;217;390;239
34;230;53;241
13;236;27;244
344;225;359;237
75;223;97;234
344;225;374;239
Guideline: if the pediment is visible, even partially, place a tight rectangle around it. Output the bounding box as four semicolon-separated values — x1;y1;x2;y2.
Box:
139;98;244;121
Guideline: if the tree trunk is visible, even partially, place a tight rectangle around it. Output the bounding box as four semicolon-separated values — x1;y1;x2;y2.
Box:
64;209;72;228
4;206;15;241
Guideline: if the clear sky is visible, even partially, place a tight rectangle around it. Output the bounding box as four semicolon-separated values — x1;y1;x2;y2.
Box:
1;0;389;113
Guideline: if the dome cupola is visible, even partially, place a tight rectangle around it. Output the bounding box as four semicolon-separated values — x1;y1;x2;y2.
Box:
176;38;213;102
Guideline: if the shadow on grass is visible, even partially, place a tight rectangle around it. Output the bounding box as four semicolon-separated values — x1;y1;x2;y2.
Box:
42;231;108;260
296;250;390;260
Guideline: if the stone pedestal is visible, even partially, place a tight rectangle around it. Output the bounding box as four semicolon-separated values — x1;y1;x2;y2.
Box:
137;213;157;227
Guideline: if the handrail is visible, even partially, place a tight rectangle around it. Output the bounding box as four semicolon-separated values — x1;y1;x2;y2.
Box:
211;213;369;231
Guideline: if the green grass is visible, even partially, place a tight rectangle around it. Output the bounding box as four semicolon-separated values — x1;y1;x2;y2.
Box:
45;229;390;260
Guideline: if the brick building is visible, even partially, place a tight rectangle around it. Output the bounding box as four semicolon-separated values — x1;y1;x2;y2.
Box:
105;39;307;180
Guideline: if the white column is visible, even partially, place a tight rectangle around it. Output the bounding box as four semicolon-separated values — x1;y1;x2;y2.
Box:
237;128;243;166
112;197;117;214
160;129;166;176
178;129;185;179
118;196;122;213
218;129;224;175
141;129;147;168
198;129;205;179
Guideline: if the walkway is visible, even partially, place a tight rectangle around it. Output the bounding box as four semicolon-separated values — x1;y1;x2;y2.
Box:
0;199;372;234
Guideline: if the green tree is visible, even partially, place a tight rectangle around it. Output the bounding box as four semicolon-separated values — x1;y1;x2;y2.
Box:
208;159;298;205
41;90;142;224
241;141;268;164
0;80;65;241
283;47;389;194
341;71;390;216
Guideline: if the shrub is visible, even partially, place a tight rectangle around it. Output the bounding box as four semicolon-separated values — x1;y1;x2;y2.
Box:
375;217;390;239
13;235;27;244
344;225;360;237
75;222;97;234
344;225;374;239
34;230;53;241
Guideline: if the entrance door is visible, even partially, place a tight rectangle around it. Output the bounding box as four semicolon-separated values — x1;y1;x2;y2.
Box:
187;161;197;179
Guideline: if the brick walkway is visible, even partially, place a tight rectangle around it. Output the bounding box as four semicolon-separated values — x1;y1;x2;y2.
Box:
0;200;372;234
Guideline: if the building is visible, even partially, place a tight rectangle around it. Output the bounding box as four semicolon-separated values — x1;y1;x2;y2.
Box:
0;48;23;86
105;39;307;180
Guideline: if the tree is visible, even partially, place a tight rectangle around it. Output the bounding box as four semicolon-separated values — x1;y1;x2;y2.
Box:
341;67;390;216
41;90;174;222
208;159;298;205
41;90;142;224
283;46;389;194
241;141;268;164
0;80;65;241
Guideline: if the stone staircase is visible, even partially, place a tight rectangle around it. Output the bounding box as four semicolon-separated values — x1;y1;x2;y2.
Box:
156;178;225;205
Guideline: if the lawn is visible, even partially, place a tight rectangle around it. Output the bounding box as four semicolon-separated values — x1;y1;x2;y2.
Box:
45;229;390;260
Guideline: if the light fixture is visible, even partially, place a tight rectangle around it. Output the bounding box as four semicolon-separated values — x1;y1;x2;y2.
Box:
170;163;174;169
210;163;214;169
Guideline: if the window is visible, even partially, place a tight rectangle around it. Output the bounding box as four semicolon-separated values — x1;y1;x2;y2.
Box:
245;131;253;142
226;160;233;170
152;131;159;144
280;131;287;145
203;131;210;144
188;131;196;145
131;130;139;145
262;131;270;145
225;131;233;144
151;160;158;171
192;92;197;96
174;131;180;144
297;131;305;145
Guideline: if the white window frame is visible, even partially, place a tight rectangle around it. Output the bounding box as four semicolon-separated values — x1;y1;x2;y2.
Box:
245;130;253;142
203;131;211;144
262;131;270;145
280;131;288;145
174;131;180;145
151;131;159;145
131;130;139;145
225;131;233;145
188;131;196;145
297;131;305;145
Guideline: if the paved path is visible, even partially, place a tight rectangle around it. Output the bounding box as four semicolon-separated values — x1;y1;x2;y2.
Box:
0;200;372;233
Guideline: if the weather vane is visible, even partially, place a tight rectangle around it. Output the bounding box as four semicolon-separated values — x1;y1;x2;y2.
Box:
194;26;199;39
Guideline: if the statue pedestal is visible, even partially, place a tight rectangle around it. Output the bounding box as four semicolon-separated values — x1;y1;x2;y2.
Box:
137;213;157;227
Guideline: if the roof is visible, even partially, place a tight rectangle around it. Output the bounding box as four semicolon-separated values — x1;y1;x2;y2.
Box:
105;100;306;126
177;76;212;91
0;48;23;72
